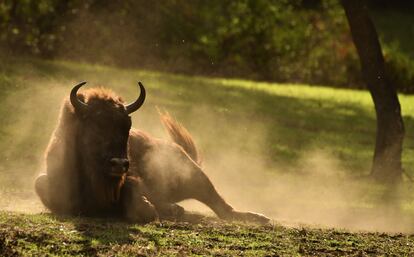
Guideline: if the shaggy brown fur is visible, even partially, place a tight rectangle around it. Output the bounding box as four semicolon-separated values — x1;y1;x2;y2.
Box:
35;88;155;220
35;85;270;224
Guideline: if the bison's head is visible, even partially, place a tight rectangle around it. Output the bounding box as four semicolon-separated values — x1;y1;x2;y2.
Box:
70;81;145;207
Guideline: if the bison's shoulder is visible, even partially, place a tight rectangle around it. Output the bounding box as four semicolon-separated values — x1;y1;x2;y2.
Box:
129;128;154;153
128;128;158;176
128;128;186;177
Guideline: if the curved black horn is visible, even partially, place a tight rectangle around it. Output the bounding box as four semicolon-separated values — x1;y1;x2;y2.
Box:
125;82;146;114
70;81;88;111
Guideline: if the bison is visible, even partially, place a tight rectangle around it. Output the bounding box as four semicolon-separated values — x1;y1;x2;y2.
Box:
35;81;270;224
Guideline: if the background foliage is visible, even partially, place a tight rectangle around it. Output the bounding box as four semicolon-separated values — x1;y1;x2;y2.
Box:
0;0;413;92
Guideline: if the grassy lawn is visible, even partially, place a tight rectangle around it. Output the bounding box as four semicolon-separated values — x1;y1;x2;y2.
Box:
1;211;413;256
1;57;414;175
1;57;414;255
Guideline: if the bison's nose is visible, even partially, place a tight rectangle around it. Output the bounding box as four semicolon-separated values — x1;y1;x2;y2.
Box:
109;158;129;175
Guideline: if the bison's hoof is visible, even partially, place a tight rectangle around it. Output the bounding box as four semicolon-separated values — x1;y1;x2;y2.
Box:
125;196;159;223
156;203;185;219
138;196;159;223
233;211;271;224
170;204;185;217
247;212;271;224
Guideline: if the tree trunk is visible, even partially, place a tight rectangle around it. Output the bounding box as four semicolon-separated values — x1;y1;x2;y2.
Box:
341;0;405;182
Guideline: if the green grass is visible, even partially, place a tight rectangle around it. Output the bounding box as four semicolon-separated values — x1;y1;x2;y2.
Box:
1;57;414;255
1;57;414;178
1;211;413;256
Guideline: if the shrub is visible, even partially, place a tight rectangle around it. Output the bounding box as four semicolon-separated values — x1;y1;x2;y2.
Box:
0;0;412;92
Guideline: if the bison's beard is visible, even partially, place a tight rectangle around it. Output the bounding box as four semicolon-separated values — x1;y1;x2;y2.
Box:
88;171;126;209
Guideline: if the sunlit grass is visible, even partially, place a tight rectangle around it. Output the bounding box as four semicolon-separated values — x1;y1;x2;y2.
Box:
1;57;414;180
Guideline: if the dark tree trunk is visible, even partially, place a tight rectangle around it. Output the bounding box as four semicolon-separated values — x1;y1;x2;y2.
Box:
341;0;405;182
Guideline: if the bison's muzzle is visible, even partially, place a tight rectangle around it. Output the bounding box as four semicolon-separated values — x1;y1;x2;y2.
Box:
108;158;129;177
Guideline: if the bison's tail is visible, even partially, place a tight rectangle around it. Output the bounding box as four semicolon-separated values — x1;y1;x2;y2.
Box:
158;109;202;166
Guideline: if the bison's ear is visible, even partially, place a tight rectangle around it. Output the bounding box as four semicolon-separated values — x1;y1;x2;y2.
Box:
68;94;88;118
75;94;88;115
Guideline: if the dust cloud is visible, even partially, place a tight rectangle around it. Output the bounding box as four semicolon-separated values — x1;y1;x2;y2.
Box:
190;149;414;233
1;78;413;234
0;80;70;214
171;106;414;234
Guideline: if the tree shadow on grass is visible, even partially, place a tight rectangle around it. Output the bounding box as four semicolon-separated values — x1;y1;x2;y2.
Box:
49;215;135;255
49;211;214;255
152;76;381;172
158;75;414;172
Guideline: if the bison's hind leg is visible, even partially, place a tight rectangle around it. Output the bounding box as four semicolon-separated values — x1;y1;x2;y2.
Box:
189;171;271;224
34;173;82;215
34;174;52;210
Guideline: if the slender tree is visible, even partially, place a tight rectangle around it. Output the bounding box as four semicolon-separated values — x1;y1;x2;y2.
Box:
341;0;405;182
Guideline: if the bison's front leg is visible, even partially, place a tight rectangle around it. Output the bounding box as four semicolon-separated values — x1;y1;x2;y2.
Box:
153;202;185;219
121;176;159;223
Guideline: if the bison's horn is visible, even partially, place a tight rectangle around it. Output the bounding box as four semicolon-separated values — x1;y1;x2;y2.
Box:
70;81;88;111
125;82;146;114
